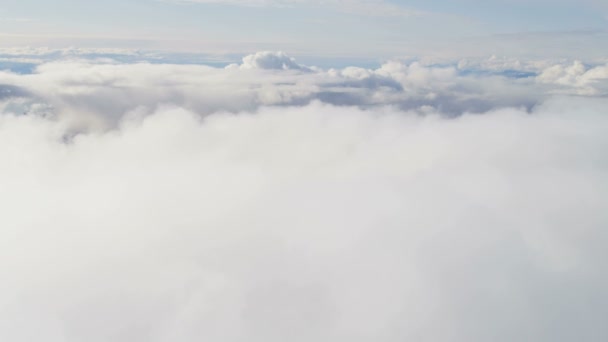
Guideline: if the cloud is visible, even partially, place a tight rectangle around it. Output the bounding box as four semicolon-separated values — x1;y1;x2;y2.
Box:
537;60;608;95
0;17;36;23
169;0;424;17
1;95;607;341
169;0;305;6
5;51;608;131
228;51;311;70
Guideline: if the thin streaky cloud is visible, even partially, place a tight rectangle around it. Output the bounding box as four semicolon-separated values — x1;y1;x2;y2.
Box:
165;0;427;17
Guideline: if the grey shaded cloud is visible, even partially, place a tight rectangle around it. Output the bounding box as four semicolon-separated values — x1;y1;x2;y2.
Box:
0;84;30;100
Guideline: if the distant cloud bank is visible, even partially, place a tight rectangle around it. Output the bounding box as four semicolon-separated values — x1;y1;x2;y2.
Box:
1;50;607;130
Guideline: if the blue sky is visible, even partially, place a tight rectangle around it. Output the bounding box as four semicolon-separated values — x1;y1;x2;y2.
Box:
0;0;607;58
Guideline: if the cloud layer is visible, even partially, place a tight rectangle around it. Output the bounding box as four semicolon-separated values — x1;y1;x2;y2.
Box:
1;51;607;131
1;52;607;341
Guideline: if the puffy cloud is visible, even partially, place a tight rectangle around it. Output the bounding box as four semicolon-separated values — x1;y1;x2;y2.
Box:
1;50;608;340
537;61;608;95
1;96;607;341
6;51;605;130
229;51;311;71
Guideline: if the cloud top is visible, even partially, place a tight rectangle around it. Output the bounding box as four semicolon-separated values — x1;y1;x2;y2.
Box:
0;51;607;341
1;51;606;131
1;98;608;341
232;51;310;70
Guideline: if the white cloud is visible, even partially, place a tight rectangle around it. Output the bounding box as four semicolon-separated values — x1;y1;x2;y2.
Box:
0;95;607;341
0;51;606;137
1;51;592;130
537;60;608;95
0;46;142;57
0;50;608;341
228;51;311;70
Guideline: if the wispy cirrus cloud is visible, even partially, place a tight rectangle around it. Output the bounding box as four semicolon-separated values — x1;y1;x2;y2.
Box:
0;17;36;23
165;0;426;17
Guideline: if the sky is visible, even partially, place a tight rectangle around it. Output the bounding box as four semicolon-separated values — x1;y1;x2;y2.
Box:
0;0;607;58
1;2;608;342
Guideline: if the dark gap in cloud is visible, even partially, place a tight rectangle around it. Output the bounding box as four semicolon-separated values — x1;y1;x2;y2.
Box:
458;69;538;79
0;62;38;74
0;84;30;100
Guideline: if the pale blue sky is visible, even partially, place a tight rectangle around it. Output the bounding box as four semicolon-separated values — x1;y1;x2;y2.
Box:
0;0;607;58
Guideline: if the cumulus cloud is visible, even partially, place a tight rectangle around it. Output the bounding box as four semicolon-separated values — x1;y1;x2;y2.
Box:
3;51;607;131
1;51;608;341
1;96;607;341
228;51;311;70
537;60;608;95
